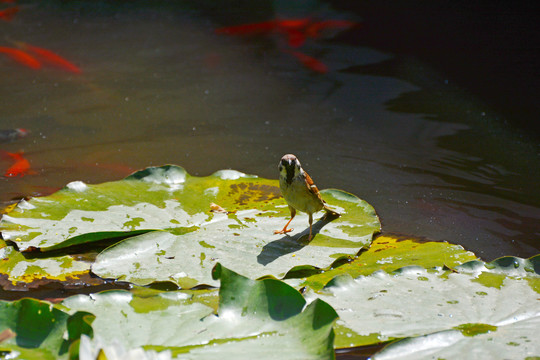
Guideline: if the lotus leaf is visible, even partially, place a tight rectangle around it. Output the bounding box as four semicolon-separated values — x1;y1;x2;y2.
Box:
0;298;94;359
63;264;338;360
304;257;540;353
373;319;539;359
0;165;378;287
91;195;377;287
300;235;478;290
0;166;379;257
0;239;95;290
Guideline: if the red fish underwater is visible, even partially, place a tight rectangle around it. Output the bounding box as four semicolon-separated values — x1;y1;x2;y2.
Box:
0;42;82;73
0;46;41;69
2;151;34;177
286;50;328;73
216;17;358;73
16;42;82;74
216;18;356;47
0;6;18;21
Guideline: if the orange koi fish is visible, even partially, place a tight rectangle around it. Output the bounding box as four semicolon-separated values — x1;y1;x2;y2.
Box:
217;17;359;49
16;42;82;74
277;27;306;48
3;151;34;177
0;6;18;21
217;18;311;47
275;18;311;31
217;17;356;72
277;18;310;47
0;46;41;69
286;50;328;73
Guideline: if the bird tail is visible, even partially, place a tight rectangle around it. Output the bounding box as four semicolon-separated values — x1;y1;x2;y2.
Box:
323;205;340;218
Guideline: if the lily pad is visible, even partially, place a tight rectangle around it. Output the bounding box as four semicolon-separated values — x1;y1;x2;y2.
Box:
0;166;379;255
0;239;99;291
78;335;173;360
301;235;478;290
0;298;94;359
91;195;377;287
63;264;338;360
304;256;540;351
0;165;379;287
372;319;539;360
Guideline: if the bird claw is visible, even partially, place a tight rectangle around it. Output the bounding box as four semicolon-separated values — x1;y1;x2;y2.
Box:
274;228;294;235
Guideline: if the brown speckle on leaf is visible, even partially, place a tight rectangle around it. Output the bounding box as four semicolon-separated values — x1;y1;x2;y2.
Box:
228;183;281;206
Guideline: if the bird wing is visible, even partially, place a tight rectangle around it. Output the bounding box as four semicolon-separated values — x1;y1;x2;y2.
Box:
304;171;341;217
303;171;325;203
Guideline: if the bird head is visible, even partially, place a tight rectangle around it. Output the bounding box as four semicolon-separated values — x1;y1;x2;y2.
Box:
278;154;302;184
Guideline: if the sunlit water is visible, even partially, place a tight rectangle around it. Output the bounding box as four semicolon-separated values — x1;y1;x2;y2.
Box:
1;2;538;260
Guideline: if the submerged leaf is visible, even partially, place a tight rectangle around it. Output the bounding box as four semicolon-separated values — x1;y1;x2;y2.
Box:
63;264;338;360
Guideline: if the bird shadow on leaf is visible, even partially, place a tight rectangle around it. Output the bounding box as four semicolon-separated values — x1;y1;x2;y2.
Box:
257;213;339;266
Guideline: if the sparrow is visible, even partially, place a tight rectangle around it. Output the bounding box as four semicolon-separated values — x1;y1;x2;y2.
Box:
274;154;339;241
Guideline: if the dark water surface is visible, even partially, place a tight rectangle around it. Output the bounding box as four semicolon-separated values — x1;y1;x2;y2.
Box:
1;1;538;260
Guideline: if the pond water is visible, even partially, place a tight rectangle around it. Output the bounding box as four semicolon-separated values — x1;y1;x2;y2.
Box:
1;1;538;261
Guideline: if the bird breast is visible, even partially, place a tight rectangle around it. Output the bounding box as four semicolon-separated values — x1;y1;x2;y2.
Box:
280;175;324;215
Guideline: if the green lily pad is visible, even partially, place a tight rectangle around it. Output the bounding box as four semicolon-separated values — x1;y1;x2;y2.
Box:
0;165;378;287
0;298;94;359
63;264;338;360
305;256;540;350
0;239;98;291
0;166;379;256
372;318;539;360
77;335;173;360
300;235;478;290
91;193;378;287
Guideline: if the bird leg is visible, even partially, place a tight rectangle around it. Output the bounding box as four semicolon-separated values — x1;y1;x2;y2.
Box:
274;206;296;235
